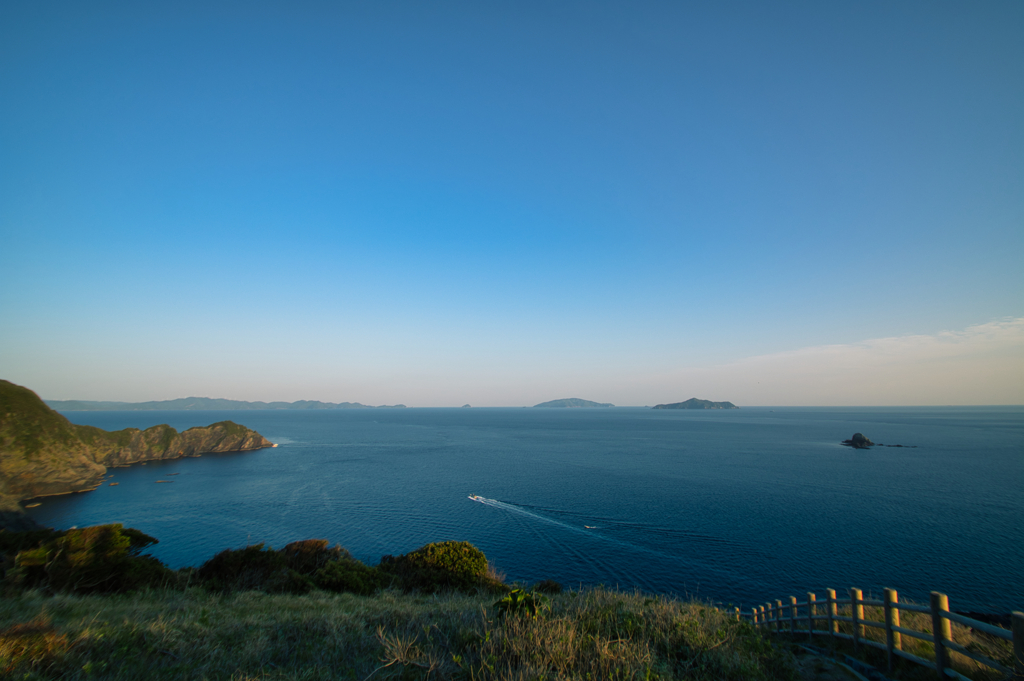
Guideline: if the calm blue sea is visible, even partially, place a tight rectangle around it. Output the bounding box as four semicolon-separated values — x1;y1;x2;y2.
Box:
27;407;1023;613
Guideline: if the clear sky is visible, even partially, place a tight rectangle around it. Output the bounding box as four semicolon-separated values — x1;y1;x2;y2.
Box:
1;1;1021;406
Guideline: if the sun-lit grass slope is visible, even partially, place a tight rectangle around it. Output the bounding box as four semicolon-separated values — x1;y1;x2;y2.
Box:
0;380;106;508
0;587;793;681
0;525;789;678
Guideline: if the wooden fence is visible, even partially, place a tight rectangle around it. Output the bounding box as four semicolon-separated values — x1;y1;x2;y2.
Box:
732;588;1023;680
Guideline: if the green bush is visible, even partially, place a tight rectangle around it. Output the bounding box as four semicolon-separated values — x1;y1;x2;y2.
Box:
313;558;387;595
8;524;170;593
0;528;64;581
194;541;359;594
195;543;314;594
264;568;315;594
493;588;550;618
533;579;563;594
378;540;498;593
281;539;350;576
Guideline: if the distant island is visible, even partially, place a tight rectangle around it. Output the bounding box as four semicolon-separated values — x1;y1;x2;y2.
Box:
45;397;407;411
533;398;614;408
1;380;273;530
652;398;738;410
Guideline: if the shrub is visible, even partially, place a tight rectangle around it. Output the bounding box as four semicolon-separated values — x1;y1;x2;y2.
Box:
314;558;387;595
281;539;350;575
195;543;313;593
493;588;550;618
533;579;563;594
8;524;170;593
0;528;64;581
264;568;315;594
378;541;496;593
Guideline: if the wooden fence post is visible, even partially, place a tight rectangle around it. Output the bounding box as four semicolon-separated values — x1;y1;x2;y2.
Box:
790;596;798;634
734;607;740;622
850;588;863;652
827;589;838;636
751;607;758;624
807;593;816;640
884;588;901;672
776;599;784;633
758;605;765;626
930;591;951;679
1012;611;1023;679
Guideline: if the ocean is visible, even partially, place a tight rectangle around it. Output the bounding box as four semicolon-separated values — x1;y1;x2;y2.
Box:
27;406;1023;613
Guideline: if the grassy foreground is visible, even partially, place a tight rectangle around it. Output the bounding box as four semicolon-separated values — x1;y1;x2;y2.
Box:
0;586;793;681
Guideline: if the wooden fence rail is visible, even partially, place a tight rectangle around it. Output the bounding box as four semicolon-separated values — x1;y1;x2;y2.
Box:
731;588;1023;680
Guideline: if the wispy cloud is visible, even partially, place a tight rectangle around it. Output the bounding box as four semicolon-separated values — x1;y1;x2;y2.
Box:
651;318;1024;406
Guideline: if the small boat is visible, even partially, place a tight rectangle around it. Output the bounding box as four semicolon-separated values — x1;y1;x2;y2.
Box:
468;495;485;502
584;525;597;529
24;503;41;508
109;482;119;486
155;480;173;484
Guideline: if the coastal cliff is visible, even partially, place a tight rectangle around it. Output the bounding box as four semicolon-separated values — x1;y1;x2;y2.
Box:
77;420;273;467
0;380;272;525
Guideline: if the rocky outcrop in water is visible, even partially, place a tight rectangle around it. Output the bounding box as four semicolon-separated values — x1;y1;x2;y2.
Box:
839;432;921;448
1;380;272;529
841;433;875;449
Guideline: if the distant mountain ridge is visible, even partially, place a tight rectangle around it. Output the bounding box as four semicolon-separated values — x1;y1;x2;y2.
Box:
45;397;407;411
652;398;738;410
533;398;614;408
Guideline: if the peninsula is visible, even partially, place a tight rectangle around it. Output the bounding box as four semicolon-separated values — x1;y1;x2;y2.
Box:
45;396;406;411
533;398;614;408
0;380;273;528
652;398;738;410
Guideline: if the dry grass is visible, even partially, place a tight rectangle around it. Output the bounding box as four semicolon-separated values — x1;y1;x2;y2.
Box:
0;616;74;676
760;598;1015;681
0;587;795;680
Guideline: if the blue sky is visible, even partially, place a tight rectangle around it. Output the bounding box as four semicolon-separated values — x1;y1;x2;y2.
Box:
1;1;1021;406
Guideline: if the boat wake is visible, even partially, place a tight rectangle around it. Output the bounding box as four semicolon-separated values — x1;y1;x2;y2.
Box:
466;494;764;590
469;495;585;534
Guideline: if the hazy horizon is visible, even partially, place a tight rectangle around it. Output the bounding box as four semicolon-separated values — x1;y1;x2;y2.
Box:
2;2;1021;408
